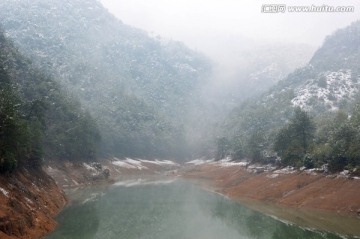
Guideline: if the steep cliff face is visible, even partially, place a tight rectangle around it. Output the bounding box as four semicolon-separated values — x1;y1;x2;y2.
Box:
0;169;67;239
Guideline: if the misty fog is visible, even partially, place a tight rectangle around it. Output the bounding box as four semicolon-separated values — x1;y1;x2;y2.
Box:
0;0;359;238
99;0;360;156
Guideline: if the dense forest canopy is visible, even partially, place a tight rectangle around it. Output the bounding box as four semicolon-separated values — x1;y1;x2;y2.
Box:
0;29;100;173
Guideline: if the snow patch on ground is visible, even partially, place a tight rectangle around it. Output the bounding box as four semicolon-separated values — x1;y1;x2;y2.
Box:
139;159;179;166
273;166;296;174
266;166;297;178
304;168;320;176
186;158;215;165
112;158;180;170
247;164;276;173
113;178;176;187
83;162;104;176
303;166;327;175
112;158;137;169
267;173;279;178
0;187;9;197
124;158;148;170
337;170;351;178
83;162;97;172
216;157;249;167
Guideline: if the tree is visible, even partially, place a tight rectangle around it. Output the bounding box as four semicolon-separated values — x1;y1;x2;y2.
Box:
290;108;315;154
246;131;266;162
326;103;360;172
216;137;230;160
231;137;245;160
0;74;23;172
274;108;315;167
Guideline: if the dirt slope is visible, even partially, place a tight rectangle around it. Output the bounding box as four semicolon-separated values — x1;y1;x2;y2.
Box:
183;163;360;214
183;163;360;236
0;168;67;239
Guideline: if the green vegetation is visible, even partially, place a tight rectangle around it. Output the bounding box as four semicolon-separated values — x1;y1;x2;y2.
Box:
274;108;315;167
0;30;100;173
272;107;360;172
0;68;23;172
0;0;211;160
218;105;360;173
216;20;360;173
319;106;360;173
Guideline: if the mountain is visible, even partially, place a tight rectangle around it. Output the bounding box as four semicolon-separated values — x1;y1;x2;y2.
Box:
272;20;360;113
0;0;316;160
219;20;360;171
181;40;314;157
0;0;212;159
211;42;315;103
0;28;100;172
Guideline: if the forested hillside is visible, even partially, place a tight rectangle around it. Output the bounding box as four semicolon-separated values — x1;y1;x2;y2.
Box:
0;0;212;159
1;0;358;167
0;29;99;173
219;20;360;173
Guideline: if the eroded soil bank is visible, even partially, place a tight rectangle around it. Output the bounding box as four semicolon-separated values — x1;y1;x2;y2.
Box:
0;158;179;239
182;162;360;236
0;168;67;239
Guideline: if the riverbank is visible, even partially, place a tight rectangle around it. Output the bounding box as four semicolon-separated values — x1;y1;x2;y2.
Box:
44;157;360;216
183;160;360;214
2;157;359;238
0;168;67;239
44;158;179;188
0;158;179;239
182;160;360;236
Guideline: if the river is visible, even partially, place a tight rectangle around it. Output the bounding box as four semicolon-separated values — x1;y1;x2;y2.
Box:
46;177;356;239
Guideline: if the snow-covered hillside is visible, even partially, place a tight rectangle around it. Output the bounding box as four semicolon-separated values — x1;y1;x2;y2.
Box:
221;20;360;165
291;69;359;111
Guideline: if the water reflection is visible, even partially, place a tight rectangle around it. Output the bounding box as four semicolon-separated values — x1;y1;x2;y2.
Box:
47;179;353;239
209;196;345;239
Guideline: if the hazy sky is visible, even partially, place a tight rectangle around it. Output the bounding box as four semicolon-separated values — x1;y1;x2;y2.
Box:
100;0;360;59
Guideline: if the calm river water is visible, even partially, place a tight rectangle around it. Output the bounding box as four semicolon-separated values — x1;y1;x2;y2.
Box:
46;178;356;239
